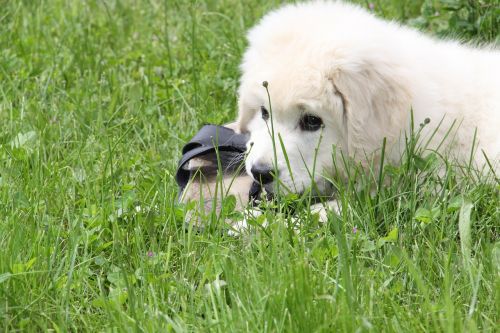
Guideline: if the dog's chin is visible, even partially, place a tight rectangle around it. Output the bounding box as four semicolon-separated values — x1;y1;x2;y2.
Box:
249;182;274;203
250;177;334;203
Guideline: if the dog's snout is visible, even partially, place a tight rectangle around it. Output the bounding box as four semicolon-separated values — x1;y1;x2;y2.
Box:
250;164;274;184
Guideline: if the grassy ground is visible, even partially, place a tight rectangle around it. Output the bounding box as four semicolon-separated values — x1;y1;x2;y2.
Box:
0;0;498;331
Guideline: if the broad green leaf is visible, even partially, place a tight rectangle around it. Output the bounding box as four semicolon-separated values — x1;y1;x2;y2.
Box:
221;195;236;214
11;258;35;274
447;195;464;212
414;153;438;171
414;207;432;223
384;249;402;268
383;227;398;242
109;288;128;305
378;227;398;247
361;240;376;252
414;207;440;223
91;297;107;308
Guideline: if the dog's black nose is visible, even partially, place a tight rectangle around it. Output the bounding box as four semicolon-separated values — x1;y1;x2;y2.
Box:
251;164;274;184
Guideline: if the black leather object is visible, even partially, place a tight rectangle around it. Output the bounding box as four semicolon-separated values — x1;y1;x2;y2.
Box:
176;125;250;195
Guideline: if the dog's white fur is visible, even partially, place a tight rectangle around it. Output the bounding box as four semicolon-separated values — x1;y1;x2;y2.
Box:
237;1;500;196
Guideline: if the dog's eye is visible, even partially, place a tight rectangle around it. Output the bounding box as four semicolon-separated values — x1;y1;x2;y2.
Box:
261;106;269;121
299;114;323;131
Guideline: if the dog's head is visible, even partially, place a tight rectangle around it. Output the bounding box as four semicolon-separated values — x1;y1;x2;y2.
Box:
237;2;411;196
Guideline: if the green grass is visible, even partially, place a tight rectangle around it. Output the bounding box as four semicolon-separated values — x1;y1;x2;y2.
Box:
0;0;498;331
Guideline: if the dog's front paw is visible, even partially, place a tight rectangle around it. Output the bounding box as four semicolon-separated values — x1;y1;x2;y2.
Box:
310;200;341;223
227;207;263;236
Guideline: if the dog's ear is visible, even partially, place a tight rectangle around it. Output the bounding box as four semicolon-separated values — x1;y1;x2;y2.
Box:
329;63;411;162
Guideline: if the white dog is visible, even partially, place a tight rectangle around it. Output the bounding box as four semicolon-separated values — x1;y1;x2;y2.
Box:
237;1;500;206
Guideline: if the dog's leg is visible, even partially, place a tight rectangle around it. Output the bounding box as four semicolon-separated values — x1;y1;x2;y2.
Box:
231;199;342;236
